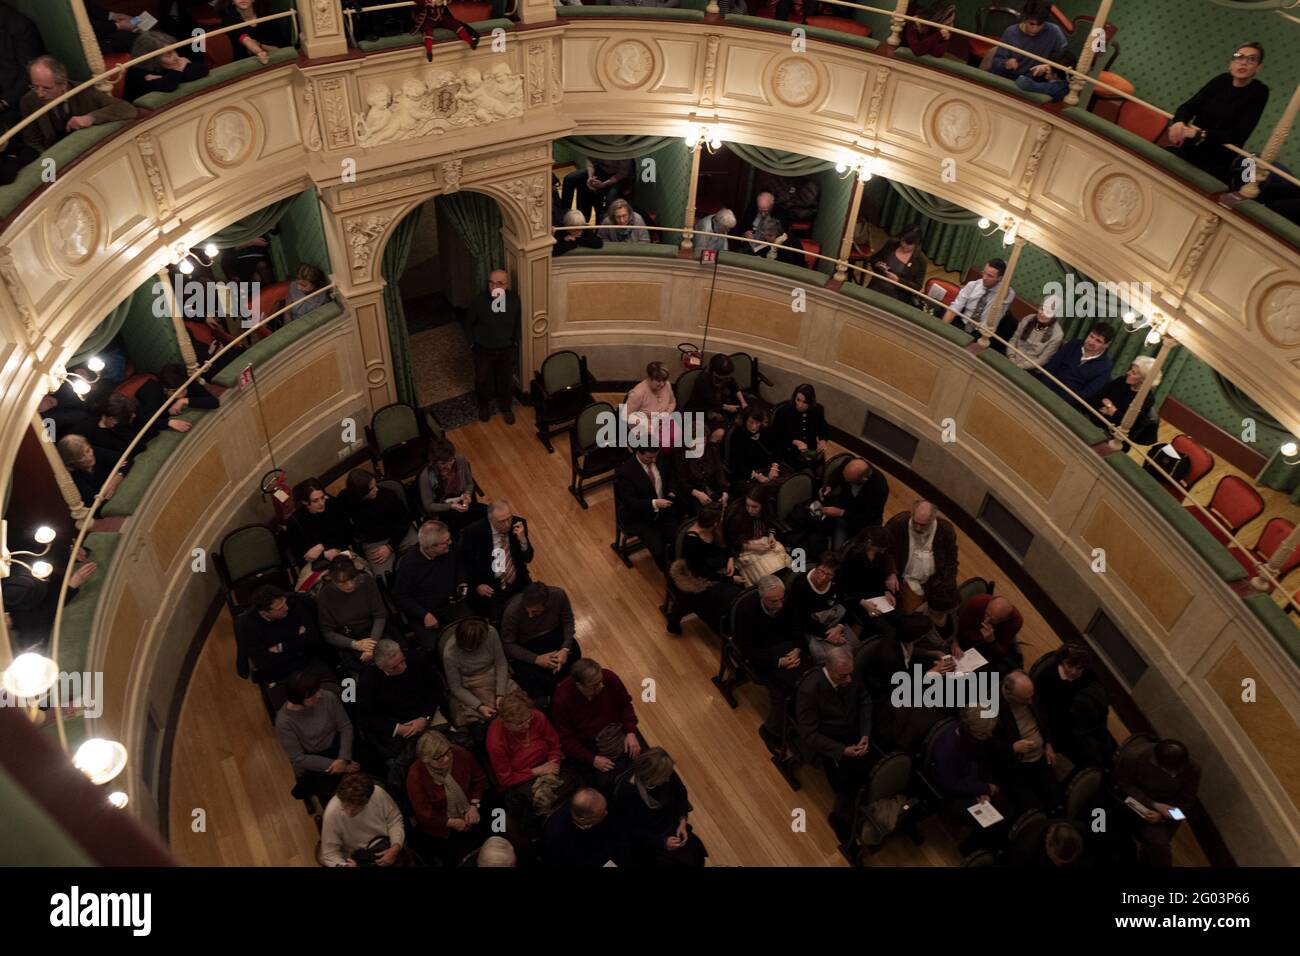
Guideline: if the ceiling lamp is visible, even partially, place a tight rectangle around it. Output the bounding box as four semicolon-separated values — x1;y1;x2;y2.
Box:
73;738;128;785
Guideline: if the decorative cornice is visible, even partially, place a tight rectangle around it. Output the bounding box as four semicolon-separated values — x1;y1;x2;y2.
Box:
345;212;397;277
135;132;171;221
1020;123;1052;193
337;169;438;206
701;35;720;107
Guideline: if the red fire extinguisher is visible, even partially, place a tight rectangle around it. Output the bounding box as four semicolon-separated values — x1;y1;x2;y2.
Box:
678;342;702;370
260;468;295;527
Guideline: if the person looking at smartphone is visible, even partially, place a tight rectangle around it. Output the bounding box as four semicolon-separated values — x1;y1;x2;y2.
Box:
1112;738;1200;867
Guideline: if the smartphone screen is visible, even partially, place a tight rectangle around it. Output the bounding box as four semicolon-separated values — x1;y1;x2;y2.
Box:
1168;807;1185;821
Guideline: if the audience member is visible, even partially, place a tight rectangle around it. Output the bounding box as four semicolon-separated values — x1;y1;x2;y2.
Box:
393;520;466;649
734;575;808;750
942;258;1015;340
553;209;603;256
485;691;570;822
1167;42;1269;189
727;406;783;489
74;393;143;461
501;582;580;703
597;198;651;243
222;234;274;285
235;586;335;708
1034;643;1115;770
839;525;899;634
742;190;778;253
905;2;955;58
693;208;736;254
465;270;520;424
857;612;953;751
461;499;534;620
2;549;96;653
1039;821;1086;867
770;174;820;224
956;594;1024;672
821;457;889;551
796;646;873;839
218;0;287;64
358;639;445;762
317;556;390;670
58;434;123;509
552;659;642;790
342;468;416;577
20;56;138;153
543;788;625;867
285;479;354;569
931;706;999;820
1016;47;1077;102
1039;323;1116;409
615;449;680;572
988;1;1068;82
320;772;406;867
756;219;806;267
561;157;632;222
0;4;41;133
1093;356;1160;427
625;361;676;423
475;836;516;867
442;616;516;727
1007;297;1064;371
124;31;209;101
868;224;928;304
407;729;489;865
82;0;139;54
284;263;331;323
673;504;746;631
787;552;860;664
613;748;707;867
727;486;789;584
684;353;744;417
418;436;485;534
769;384;828;468
275;670;358;805
990;671;1059;815
885;500;959;613
914;578;961;660
136;364;220;434
1112;737;1199;867
669;413;730;515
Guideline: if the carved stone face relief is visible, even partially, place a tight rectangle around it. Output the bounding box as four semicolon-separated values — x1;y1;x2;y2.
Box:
353;63;525;148
606;41;653;90
1259;282;1300;349
54;195;99;265
772;58;819;108
932;101;979;153
1094;174;1143;232
205;108;254;167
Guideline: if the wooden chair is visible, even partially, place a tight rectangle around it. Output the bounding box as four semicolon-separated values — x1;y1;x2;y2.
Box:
569;401;623;508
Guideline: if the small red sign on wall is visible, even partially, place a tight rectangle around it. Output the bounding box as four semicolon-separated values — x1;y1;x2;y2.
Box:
701;249;717;264
238;365;254;389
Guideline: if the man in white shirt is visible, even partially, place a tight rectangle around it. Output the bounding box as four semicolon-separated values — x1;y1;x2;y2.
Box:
942;258;1015;339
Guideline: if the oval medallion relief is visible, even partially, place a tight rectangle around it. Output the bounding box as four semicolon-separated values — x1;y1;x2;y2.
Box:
1258;282;1300;349
606;41;654;90
53;195;99;265
1093;174;1144;233
771;58;819;108
932;100;980;153
205;108;255;168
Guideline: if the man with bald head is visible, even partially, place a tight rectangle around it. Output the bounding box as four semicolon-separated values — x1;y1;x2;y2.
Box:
464;269;521;424
460;499;534;622
956;592;1024;671
991;670;1059;815
885;500;959;614
796;644;873;839
821;457;890;551
393;520;468;649
543;787;625;866
19;55;137;152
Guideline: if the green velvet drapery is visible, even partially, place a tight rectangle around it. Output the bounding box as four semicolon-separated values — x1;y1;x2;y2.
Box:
563;136;678;160
726;143;835;176
381;207;423;406
437;192;504;292
70;295;133;366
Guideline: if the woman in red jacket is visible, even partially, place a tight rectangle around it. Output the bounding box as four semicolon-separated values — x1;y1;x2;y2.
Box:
407;730;490;865
486;692;573;826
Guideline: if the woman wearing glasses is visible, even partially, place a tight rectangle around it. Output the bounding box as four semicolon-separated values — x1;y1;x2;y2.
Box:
1166;42;1269;189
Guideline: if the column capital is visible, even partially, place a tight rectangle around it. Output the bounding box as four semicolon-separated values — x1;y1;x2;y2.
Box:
297;0;349;60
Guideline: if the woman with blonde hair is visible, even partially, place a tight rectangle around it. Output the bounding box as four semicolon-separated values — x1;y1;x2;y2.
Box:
613;747;707;866
1093;355;1161;426
597;198;651;243
406;729;490;864
486;691;572;825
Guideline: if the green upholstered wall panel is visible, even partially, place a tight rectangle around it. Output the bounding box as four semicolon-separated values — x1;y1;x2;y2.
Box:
118;279;183;377
1;0;92;82
637;138;691;234
0;768;95;866
274;187;332;278
809;168;854;276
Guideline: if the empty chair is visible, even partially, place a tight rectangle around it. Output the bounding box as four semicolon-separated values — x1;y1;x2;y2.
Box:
675;367;703;413
797;239;821;271
849;752;916;859
802;16;871;37
367;402;440;483
570;401;623;509
530;351;595;453
611;476;650;568
957;576;994;604
726;352;771;402
775;472;815;531
214;524;292;615
1229;518;1300;581
1172;434;1214;493
1116;99;1168;144
1064;766;1104;822
1185;475;1264;544
1007;809;1050;861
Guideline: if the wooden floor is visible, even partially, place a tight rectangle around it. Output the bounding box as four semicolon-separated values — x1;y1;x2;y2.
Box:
168;397;1207;866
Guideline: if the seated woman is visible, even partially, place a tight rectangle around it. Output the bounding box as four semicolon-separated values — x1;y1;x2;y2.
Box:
612;747;707;867
74;393;144;462
839;525;899;635
684;353;745;418
553;209;603;256
786;551;860;664
768;383;828;468
726;486;790;586
317;555;390;669
597;199;651;243
867;224;928;305
726;406;785;489
1007;298;1064;371
285;478;355;570
218;0;286;64
418;437;485;535
407;729;491;866
124;30;209;101
342;468;415;577
284;264;331;324
672;504;745;631
441;617;517;728
905;2;955;58
319;772;406;867
57;435;123;510
915;578;963;663
626;360;676;447
668;413;730;517
1093;356;1159;428
485;692;573;828
756;219;806;268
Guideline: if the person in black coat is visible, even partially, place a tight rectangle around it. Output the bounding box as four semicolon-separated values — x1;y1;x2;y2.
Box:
393;520;468;650
795;646;873;833
135;363;220;440
666;413;730;517
1092;356;1158;431
755;219;807;268
857;612;953;753
542;788;626;867
726;406;783;490
768;384;829;468
838;526;899;635
822;457;889;552
57;435;124;511
674;504;745;632
733;575;809;749
235;586;337;709
1166;41;1270;188
124;30;210;101
683;353;744;418
342;468;416;577
357;640;446;762
284;478;355;569
553;210;603;256
218;0;290;63
615;449;679;571
0;4;41;134
460;501;534;622
612;749;707;867
989;670;1059;816
82;0;138;54
1034;644;1116;770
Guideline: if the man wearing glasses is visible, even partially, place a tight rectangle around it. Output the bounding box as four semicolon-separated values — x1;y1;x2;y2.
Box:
18;55;136;153
1166;42;1269;189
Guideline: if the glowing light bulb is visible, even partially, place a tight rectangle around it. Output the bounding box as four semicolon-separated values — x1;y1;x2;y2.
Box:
30;560;53;579
1122;311;1137;326
86;356;105;374
1281;441;1299;458
2;652;59;698
70;378;91;397
108;791;129;808
203;243;219;258
1145;328;1161;345
74;738;128;785
34;526;56;545
178;258;194;275
836;161;848;173
977;218;991;229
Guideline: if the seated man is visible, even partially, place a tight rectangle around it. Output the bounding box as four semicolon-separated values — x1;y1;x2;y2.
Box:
319;772;406;867
1167;42;1269;189
358;639;445;762
1034;643;1116;770
341;467;417;578
393;520;467;650
317;556;391;671
692;208;736;255
1039;323;1116;410
885;500;959;614
597;198;651;243
741;190;777;253
857;612;954;752
275;671;359;806
990;671;1059;816
2;548;96;654
1112;737;1200;867
72;393;147;462
20;56;137;153
553;209;603;257
235;586;336;710
461;500;535;621
82;1;140;54
795;645;873;839
733;575;808;752
561;156;633;222
136;363;220;440
501;581;581;703
821;457;890;552
988;0;1068;83
615;449;679;572
941;259;1015;341
955;594;1025;672
552;659;641;790
57;434;123;510
543;788;626;867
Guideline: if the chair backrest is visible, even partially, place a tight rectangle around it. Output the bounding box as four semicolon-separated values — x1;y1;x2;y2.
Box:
1007;809;1048;857
976;6;1024;44
575;401;614;452
378;478;411;520
776;472;814;525
727;353;755;394
1170;434;1214;490
924;279;961;306
372;403;421;455
670;518;699;564
1257;518;1300;576
1064;766;1103;821
1066;15;1116;66
958;576;991;604
865;752;913;804
448;0;492;19
115;373;157;399
220;525;284;584
676;368;702;410
803;15;870;36
541;351;583;395
381;437;430;482
822;452;853;488
797;238;821;270
207;31;234;69
920;717;956;775
1027;648;1057;686
961;849;998;867
1117;99;1169;144
1208;475;1264;532
725;586;760;642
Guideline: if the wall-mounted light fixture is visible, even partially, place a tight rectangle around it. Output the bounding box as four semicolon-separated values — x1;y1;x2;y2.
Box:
684;120;722;153
0;519;57;581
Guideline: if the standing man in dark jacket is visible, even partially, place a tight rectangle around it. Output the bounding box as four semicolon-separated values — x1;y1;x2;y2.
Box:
796;645;873;839
1112;737;1200;867
465;269;520;424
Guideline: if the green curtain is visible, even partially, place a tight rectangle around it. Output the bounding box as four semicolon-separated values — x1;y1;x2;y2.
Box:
563;136;678;160
437;193;504;292
119;280;183;376
273;188;332;278
381;207;423;407
70;295;132;366
726;143;835;176
874;178;984;274
890;183;980;225
810;168;854;275
206;194;300;248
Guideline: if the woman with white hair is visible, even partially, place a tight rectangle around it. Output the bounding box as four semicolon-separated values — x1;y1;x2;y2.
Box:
1007;296;1064;371
1093;355;1161;425
597;198;651;243
124;30;209;101
553;209;603;257
692;207;737;255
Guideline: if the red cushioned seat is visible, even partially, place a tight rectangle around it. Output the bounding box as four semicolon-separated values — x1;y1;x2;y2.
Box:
803;16;870;37
115;372;157;399
449;2;492;20
1184;475;1265;544
1117;99;1168;144
1233;518;1300;580
1171;434;1214;493
798;238;820;270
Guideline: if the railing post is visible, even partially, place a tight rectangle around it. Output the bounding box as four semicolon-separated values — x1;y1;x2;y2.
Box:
517;0;558;24
706;0;721;14
31;414;90;528
1253;521;1300;593
1064;0;1114;108
296;0;348;58
1109;334;1175;450
888;0;909;47
680;143;703;253
978;234;1022;347
1241;81;1300;200
833;174;867;283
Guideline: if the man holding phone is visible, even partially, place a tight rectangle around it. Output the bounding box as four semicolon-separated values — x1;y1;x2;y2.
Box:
1112;737;1200;867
